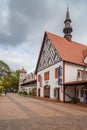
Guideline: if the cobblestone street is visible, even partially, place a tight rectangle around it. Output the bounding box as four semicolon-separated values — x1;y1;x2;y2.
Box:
0;93;87;130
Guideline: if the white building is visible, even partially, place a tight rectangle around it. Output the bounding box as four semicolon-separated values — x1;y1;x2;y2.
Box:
35;8;87;103
19;68;37;95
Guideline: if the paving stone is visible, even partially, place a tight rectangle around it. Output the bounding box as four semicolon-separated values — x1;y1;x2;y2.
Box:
0;93;87;130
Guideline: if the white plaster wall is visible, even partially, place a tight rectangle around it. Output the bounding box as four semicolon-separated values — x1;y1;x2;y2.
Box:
18;84;23;92
65;63;85;82
37;61;63;101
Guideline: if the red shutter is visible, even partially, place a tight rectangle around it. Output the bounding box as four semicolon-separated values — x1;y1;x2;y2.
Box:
55;68;59;78
44;71;49;80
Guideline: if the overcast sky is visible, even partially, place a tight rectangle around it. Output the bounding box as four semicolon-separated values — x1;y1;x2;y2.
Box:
0;0;87;73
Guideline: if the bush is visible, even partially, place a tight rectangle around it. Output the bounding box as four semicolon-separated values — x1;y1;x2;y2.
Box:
19;91;23;94
69;97;80;104
23;91;27;95
0;89;2;93
19;91;28;95
29;89;36;96
29;91;32;95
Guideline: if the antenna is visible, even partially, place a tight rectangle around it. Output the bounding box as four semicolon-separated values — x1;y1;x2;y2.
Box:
67;2;69;11
67;0;70;10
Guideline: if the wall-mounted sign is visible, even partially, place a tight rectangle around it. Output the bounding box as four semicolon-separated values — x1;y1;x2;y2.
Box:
58;66;62;77
58;78;62;85
44;80;49;85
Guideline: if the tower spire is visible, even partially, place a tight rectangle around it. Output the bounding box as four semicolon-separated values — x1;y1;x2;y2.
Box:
63;6;73;41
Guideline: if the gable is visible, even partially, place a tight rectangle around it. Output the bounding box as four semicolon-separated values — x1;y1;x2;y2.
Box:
36;34;61;73
35;31;87;74
46;32;87;66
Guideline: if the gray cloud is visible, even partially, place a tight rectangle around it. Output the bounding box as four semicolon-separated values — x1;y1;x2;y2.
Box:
0;0;65;46
0;0;50;46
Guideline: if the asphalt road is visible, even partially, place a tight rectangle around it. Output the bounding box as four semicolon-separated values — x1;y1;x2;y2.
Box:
0;93;87;130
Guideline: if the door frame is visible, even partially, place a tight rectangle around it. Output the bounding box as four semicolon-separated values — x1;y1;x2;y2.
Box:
38;88;40;97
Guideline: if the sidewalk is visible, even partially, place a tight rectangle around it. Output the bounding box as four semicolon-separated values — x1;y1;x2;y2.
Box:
19;94;87;108
75;103;87;108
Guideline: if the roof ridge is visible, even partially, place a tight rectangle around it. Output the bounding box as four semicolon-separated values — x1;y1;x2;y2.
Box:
46;31;87;47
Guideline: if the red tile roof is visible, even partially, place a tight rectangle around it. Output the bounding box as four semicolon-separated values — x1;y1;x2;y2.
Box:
46;32;87;66
20;68;27;73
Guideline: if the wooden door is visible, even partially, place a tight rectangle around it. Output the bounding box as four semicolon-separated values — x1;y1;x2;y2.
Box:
57;88;60;100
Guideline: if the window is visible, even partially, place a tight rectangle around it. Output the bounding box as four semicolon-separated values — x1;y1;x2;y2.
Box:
55;68;59;78
77;70;87;80
77;70;82;80
80;90;84;97
44;71;49;80
77;71;82;78
84;72;87;80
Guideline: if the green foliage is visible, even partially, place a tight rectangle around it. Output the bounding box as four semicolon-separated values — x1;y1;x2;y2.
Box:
19;91;28;95
0;89;2;93
69;97;80;104
23;91;27;95
29;88;36;96
19;91;23;94
29;91;32;95
0;60;11;80
0;60;20;91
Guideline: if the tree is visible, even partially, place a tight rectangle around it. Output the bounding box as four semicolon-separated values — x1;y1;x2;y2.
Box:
3;70;20;91
0;60;11;80
0;60;20;92
10;70;20;91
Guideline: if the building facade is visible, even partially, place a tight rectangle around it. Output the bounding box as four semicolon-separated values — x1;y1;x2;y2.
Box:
19;68;37;95
35;7;87;103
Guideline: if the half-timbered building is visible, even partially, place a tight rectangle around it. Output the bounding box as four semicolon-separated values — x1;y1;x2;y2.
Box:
35;7;87;103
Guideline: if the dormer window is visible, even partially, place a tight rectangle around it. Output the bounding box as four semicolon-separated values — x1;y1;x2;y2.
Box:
84;56;87;64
